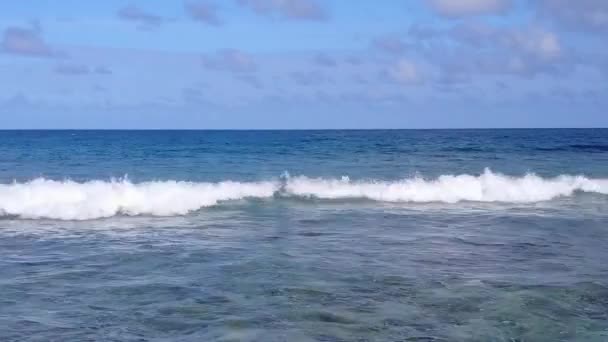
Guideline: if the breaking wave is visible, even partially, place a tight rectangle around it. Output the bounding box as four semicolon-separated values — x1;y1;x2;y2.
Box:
1;169;607;220
0;178;276;220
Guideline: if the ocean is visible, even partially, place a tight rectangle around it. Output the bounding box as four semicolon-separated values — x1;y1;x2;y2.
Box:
1;129;607;341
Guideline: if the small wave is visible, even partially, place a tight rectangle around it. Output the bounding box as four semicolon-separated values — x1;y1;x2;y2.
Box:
536;144;608;153
569;144;608;152
442;147;488;153
0;169;607;220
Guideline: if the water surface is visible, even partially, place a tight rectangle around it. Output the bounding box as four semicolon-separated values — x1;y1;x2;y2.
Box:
1;129;607;341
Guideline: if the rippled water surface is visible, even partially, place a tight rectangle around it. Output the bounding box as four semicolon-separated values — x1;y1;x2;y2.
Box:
1;129;607;341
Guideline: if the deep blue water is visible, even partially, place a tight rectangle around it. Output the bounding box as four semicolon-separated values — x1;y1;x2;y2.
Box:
2;129;608;182
0;129;607;341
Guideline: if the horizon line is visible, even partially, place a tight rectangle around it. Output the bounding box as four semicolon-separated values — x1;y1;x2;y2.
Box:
0;127;607;131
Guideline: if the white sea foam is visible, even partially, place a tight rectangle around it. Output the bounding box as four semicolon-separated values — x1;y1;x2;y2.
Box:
284;169;608;203
0;170;606;220
0;178;277;220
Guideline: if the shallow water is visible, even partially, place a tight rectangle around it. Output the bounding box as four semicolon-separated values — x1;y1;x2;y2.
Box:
1;129;607;341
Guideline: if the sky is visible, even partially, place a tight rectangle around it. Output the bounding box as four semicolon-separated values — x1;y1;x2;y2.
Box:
0;0;606;129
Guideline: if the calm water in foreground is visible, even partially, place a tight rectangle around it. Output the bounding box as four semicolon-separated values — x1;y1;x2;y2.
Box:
1;129;607;341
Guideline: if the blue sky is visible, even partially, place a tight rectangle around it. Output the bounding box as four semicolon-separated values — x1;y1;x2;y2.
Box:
0;0;606;128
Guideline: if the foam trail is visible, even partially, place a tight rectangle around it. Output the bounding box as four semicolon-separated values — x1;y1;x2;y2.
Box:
0;178;278;220
284;169;608;203
0;170;607;220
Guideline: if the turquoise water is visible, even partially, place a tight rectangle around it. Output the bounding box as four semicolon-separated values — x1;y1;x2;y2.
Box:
1;129;607;341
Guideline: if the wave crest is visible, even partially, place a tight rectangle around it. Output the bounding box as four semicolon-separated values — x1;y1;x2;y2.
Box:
0;178;276;220
0;169;606;220
285;169;608;203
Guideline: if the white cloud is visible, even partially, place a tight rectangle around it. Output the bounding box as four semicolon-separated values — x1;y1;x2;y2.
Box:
387;59;425;85
290;70;329;86
506;28;562;61
202;49;258;73
313;53;337;67
184;1;222;26
237;0;327;21
371;35;409;54
117;4;166;29
55;64;90;75
401;22;567;81
427;0;512;18
538;0;608;33
1;26;57;57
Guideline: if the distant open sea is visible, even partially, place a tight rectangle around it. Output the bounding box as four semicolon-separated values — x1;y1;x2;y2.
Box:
1;129;607;341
